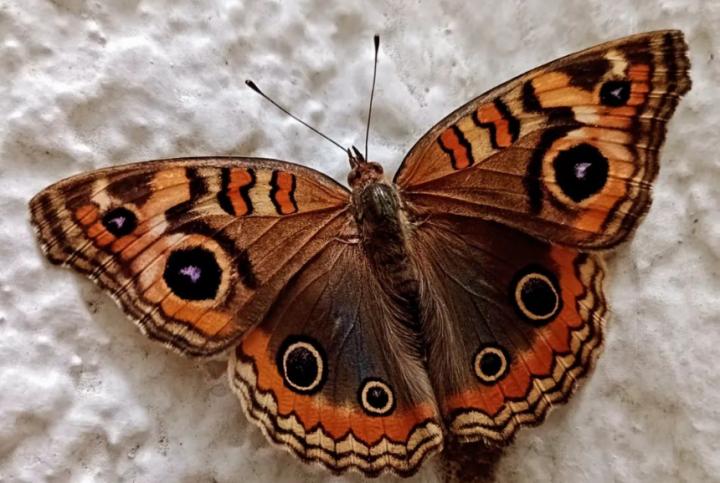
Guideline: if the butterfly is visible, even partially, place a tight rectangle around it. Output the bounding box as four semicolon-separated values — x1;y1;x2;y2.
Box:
29;30;690;478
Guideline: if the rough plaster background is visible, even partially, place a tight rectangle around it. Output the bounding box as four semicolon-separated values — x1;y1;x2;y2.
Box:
1;1;718;482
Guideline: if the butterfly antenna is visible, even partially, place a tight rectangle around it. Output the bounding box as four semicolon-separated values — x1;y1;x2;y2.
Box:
364;34;380;161
245;80;347;153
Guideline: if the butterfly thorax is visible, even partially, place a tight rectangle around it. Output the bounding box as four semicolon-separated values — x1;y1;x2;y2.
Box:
349;160;421;328
348;159;407;257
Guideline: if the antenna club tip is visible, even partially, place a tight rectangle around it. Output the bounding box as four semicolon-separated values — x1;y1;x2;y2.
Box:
245;80;260;92
374;34;380;48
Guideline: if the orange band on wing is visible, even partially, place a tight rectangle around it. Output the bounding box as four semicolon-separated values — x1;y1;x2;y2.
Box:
474;100;520;149
443;247;592;416
218;167;255;216
74;203;136;250
269;171;298;215
240;329;435;445
438;126;474;170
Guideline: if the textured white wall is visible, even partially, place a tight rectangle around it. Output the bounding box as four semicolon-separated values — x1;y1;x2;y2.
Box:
1;1;718;482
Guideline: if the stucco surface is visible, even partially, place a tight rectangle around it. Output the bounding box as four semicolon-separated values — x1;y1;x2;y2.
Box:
1;1;718;482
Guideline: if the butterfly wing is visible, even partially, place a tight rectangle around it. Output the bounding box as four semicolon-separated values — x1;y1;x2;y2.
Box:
228;238;443;476
30;156;444;476
395;30;691;249
29;157;351;356
409;214;606;444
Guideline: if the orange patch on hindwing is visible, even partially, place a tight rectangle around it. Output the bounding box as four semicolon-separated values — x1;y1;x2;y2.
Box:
443;247;602;435
238;329;436;445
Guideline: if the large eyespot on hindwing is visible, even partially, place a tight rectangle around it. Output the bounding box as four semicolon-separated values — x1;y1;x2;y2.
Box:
101;206;138;237
510;266;562;326
357;378;396;417
276;336;327;395
163;246;223;301
473;344;511;384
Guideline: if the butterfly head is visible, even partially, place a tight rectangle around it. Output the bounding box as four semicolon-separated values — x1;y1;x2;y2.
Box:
347;145;385;190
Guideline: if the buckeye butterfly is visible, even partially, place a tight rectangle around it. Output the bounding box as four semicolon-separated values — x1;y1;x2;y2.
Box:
29;30;691;478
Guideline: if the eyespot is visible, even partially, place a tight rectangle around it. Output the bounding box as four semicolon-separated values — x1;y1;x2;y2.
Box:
101;207;137;237
473;344;511;384
277;336;327;395
358;378;395;416
600;80;631;107
163;246;222;301
552;143;609;203
511;267;562;326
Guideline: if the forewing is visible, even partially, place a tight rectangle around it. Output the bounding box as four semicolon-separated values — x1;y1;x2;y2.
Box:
396;30;690;249
29;157;351;356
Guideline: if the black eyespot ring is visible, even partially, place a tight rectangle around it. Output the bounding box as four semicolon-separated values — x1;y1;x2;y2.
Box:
101;206;138;237
552;143;609;203
163;246;223;301
600;80;631;107
473;344;511;384
510;266;562;326
358;378;396;416
276;336;327;395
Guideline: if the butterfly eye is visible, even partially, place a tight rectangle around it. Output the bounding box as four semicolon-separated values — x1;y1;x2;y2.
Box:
163;246;223;301
347;169;360;186
278;336;327;395
358;378;395;416
367;162;384;174
473;344;511;384
101;207;138;237
511;268;562;325
599;80;631;106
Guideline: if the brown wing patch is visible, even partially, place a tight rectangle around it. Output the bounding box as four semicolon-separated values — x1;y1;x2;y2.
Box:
397;30;691;249
226;238;444;477
230;329;442;477
30;157;350;356
411;217;607;446
444;249;606;444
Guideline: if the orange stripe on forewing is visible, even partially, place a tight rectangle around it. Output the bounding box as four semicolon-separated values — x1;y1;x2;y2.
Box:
240;329;435;445
227;168;255;215
628;63;651;82
531;72;595;108
475;103;516;148
438;126;473;170
74;203;140;250
74;203;99;226
270;171;298;215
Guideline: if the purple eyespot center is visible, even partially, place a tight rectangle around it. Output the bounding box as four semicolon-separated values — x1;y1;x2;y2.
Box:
179;265;202;283
574;161;592;180
101;207;137;237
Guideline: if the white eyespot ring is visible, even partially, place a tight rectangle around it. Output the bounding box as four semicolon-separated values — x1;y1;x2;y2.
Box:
474;345;510;384
279;337;326;394
513;270;561;325
358;379;395;416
